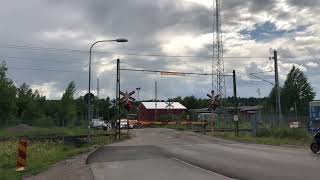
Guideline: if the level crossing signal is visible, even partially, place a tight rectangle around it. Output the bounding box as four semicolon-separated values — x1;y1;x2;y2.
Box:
120;90;135;111
207;90;220;111
165;101;174;109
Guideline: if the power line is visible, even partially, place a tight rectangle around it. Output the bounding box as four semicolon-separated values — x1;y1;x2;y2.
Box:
0;44;85;53
121;62;229;79
0;43;269;59
120;61;145;70
0;55;86;64
249;73;274;85
7;66;85;73
120;67;233;77
250;70;274;75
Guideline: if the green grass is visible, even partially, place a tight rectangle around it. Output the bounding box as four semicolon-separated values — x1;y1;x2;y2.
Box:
0;127;110;139
152;124;193;131
0;134;129;180
210;128;313;146
153;123;313;146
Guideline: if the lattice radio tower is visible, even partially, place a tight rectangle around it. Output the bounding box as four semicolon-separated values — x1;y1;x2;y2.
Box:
213;0;225;104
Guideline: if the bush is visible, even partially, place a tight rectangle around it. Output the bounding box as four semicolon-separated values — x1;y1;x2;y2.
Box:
35;116;55;127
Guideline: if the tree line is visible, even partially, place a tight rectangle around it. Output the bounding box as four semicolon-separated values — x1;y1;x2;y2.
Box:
166;66;315;116
0;61;114;128
0;60;316;128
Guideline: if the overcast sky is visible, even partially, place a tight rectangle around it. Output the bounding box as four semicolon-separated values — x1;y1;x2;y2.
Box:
1;0;319;100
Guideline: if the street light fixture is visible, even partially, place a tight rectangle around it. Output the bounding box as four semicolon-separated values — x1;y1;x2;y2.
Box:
115;38;128;42
88;38;128;142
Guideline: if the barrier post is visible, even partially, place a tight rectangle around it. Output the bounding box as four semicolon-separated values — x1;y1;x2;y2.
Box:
16;138;28;172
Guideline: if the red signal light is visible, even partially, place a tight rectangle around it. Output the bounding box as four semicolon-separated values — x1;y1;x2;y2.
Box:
124;102;133;111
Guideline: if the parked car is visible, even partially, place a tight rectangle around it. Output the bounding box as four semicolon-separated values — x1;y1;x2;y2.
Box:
117;119;134;129
91;118;110;130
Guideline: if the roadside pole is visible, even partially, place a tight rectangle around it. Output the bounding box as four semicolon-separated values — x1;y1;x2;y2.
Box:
211;90;215;134
113;101;117;141
155;81;157;122
233;70;239;136
294;102;298;122
273;50;282;125
97;78;99;119
127;114;129;135
117;59;121;140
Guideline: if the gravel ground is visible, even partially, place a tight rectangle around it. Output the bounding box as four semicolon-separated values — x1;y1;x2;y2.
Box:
24;151;94;180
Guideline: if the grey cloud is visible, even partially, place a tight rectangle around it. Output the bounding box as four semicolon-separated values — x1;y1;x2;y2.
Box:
287;0;320;8
0;0;319;99
248;0;276;12
48;0;213;37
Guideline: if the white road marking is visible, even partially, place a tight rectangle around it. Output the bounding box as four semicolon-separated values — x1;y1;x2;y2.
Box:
170;157;235;180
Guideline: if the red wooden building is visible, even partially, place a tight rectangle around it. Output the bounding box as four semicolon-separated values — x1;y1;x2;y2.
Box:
138;102;187;121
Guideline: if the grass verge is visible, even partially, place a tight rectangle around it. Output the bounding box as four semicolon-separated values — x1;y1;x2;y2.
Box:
210;129;313;146
0;127;109;138
157;124;313;146
0;134;129;180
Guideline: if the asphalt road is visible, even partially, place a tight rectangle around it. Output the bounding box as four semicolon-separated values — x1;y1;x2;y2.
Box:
87;128;319;180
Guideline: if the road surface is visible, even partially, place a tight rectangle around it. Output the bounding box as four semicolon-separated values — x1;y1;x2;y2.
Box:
87;128;319;180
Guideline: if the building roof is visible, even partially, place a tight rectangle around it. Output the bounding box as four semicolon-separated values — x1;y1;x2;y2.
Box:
190;105;263;113
141;102;187;110
310;100;320;106
239;106;263;112
189;108;211;113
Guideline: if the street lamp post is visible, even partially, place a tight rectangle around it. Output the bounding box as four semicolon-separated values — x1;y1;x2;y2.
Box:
136;87;141;101
136;87;141;122
88;38;128;142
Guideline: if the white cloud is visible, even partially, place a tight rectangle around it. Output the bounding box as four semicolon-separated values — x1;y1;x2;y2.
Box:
181;0;212;8
157;32;211;55
42;29;85;41
31;82;63;99
306;62;319;68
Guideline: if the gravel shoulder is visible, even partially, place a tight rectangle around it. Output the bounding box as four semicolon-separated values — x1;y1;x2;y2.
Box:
24;150;94;180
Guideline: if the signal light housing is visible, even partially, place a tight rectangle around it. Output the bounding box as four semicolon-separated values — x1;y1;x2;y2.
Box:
124;102;133;111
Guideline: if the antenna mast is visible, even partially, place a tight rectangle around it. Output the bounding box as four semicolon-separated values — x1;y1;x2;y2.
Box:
215;0;225;105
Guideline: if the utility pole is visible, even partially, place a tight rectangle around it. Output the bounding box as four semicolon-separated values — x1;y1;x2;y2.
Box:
257;88;261;107
136;87;141;121
97;78;100;119
273;50;282;125
233;70;239;136
155;81;157;121
294;102;298;122
136;87;141;101
257;88;262;126
112;99;117;141
116;59;121;140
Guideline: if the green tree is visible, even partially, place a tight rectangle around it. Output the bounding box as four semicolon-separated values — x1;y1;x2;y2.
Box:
0;61;16;126
96;97;113;120
16;83;46;126
281;66;315;115
75;96;87;126
182;96;199;109
60;81;77;126
17;83;35;123
267;87;279;113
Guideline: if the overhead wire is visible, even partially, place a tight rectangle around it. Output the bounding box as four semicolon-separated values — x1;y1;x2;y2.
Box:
249;73;274;85
0;55;86;64
119;68;230;76
7;66;86;73
0;43;270;59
